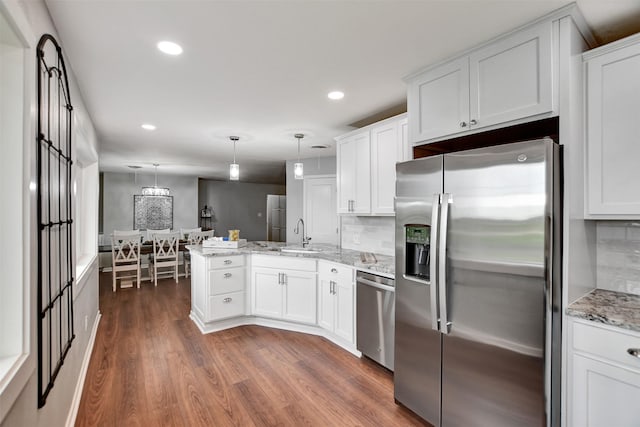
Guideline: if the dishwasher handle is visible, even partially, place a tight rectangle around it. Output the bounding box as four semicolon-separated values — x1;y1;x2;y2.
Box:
357;277;395;293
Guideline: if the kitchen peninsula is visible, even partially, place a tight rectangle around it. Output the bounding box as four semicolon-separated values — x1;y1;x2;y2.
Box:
187;241;394;355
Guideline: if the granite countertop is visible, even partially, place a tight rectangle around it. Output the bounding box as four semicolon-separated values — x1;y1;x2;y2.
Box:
188;241;395;277
566;289;640;333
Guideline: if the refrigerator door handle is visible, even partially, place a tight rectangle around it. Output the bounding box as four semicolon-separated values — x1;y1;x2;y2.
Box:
438;193;452;334
430;193;441;332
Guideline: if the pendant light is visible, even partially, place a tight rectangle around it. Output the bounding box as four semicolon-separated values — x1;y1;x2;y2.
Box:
142;163;170;196
229;136;240;181
294;133;304;180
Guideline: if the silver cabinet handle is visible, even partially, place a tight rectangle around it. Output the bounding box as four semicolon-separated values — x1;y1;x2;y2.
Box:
278;272;282;284
224;259;232;265
223;297;232;303
331;268;338;274
224;273;232;278
459;121;467;128
438;193;452;334
330;280;336;295
628;348;640;358
469;119;477;126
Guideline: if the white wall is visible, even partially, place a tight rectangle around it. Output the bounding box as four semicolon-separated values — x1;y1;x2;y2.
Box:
285;156;336;244
102;172;198;236
198;179;285;241
1;1;100;426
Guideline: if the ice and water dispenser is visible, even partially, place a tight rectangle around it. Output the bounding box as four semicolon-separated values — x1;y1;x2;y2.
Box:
404;225;430;280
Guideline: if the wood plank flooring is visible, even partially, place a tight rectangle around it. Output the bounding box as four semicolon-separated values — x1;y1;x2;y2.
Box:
75;273;429;426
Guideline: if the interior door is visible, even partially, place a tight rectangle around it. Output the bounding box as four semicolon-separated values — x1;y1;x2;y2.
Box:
304;176;338;245
440;140;551;427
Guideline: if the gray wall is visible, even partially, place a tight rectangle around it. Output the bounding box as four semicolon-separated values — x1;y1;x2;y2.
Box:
198;179;285;241
102;172;199;236
285;156;336;244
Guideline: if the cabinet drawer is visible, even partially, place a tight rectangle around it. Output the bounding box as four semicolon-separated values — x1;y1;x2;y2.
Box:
207;254;245;270
572;320;640;370
208;291;245;321
318;261;354;283
252;254;316;272
208;268;245;295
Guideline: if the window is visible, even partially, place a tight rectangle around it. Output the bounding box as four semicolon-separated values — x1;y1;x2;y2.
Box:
0;1;34;422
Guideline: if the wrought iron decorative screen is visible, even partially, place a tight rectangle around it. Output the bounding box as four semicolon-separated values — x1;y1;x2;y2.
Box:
36;34;75;408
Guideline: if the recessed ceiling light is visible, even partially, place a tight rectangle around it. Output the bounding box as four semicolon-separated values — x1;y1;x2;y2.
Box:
328;91;344;100
141;123;156;131
157;41;183;55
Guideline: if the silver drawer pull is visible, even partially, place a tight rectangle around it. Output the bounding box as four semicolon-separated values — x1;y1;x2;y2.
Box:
331;268;338;273
628;348;640;358
223;297;232;303
224;273;232;278
224;259;232;265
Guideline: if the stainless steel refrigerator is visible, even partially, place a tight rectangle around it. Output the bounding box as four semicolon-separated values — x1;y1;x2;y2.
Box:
394;138;562;427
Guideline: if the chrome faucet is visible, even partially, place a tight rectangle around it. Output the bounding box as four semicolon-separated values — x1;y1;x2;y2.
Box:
294;218;311;248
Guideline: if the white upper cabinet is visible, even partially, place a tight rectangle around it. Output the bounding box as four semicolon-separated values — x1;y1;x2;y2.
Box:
584;33;640;218
469;22;553;129
336;113;406;216
371;121;401;214
337;131;370;214
408;57;469;142
406;20;555;145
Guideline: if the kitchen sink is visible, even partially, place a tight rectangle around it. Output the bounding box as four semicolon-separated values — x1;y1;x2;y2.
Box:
281;246;322;254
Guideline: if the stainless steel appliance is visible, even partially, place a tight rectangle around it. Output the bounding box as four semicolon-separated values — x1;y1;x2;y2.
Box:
266;195;286;242
356;271;395;370
394;138;562;427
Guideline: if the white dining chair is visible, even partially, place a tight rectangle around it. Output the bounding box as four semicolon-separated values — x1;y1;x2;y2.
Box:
184;230;214;278
148;232;180;286
145;228;170;242
111;233;142;291
180;227;201;240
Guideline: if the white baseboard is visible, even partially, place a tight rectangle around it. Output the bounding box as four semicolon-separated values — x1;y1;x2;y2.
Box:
65;311;102;427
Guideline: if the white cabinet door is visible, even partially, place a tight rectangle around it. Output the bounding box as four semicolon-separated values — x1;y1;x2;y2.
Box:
282;270;316;324
585;37;640;217
337;131;371;214
334;279;355;343
252;268;282;318
399;117;410;161
408;56;469;143
469;21;553;129
370;121;399;215
572;354;640;427
318;277;335;331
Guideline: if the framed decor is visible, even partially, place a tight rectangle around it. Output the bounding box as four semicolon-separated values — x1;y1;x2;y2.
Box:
134;195;173;230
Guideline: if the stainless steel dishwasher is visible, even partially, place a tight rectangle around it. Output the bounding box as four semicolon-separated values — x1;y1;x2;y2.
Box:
356;271;395;371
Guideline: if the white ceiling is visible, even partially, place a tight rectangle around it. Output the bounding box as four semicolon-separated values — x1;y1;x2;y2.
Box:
45;0;640;184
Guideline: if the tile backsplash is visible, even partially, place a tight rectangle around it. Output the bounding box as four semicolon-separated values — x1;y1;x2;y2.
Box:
597;221;640;295
341;216;395;256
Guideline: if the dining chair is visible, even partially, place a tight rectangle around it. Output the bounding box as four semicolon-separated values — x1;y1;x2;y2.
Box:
180;227;201;240
149;232;180;286
111;233;142;291
184;230;214;278
145;228;170;242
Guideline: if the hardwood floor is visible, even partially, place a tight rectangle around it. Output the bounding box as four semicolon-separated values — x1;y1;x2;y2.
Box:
75;273;429;426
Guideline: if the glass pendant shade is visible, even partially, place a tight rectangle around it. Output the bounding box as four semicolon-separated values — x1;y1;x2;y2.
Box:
294;133;304;180
230;163;239;181
229;136;240;181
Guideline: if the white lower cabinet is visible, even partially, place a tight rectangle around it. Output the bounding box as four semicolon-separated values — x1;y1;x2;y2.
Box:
251;255;317;325
198;254;246;322
569;318;640;427
317;261;355;344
